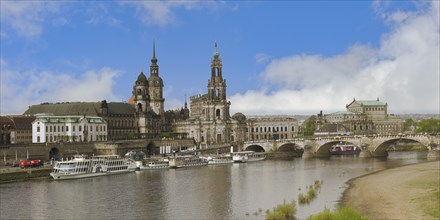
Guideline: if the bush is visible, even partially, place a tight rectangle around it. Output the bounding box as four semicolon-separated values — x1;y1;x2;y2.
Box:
266;200;296;220
308;206;369;220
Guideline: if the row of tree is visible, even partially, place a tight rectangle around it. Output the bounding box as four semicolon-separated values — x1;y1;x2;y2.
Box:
404;118;440;133
301;116;439;135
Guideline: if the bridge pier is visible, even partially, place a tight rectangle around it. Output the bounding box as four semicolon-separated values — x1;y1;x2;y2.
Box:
302;144;315;158
359;150;372;158
427;150;440;160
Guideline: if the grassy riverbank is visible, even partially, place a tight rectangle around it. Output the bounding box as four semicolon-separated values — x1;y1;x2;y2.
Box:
342;160;440;219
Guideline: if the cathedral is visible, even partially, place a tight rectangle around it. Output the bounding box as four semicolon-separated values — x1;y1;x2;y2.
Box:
173;43;247;148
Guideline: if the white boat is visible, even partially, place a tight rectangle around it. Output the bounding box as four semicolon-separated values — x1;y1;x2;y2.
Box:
207;155;233;165
168;156;208;168
50;155;136;180
138;160;170;170
231;151;266;163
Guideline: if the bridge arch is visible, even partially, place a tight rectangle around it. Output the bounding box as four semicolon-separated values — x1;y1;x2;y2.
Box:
373;138;429;156
315;141;358;156
244;145;265;152
277;143;302;152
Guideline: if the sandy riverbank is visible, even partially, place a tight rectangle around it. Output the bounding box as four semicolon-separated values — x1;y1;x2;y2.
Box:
343;160;440;220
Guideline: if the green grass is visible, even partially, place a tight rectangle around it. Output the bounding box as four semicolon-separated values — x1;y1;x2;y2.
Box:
298;180;322;204
266;200;296;220
307;206;369;220
425;191;440;218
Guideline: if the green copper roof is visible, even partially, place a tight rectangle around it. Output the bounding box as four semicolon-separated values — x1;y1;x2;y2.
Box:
24;102;134;116
355;100;386;106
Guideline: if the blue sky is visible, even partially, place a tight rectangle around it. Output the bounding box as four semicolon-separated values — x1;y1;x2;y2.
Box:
1;1;439;115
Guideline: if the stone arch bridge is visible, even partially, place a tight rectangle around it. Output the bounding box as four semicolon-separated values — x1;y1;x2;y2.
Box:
242;134;440;158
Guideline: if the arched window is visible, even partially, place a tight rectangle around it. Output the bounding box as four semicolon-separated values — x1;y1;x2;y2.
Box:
137;103;143;113
216;109;221;118
137;89;142;95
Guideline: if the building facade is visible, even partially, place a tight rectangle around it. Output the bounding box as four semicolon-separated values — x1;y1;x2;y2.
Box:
0;116;35;144
24;101;137;140
245;116;300;141
173;43;247;148
32;115;107;143
317;98;403;135
128;42;165;137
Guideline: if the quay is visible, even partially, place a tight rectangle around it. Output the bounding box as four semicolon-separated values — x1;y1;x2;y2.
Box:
0;167;52;183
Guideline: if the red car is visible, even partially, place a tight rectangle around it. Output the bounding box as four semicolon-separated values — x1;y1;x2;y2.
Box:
19;160;44;168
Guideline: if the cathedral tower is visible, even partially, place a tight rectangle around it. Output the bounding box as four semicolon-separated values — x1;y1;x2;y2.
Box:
207;42;230;121
148;41;165;117
133;70;150;134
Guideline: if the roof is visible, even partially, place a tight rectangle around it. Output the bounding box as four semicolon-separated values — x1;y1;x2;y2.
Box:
347;98;387;107
317;123;350;132
35;115;106;124
328;111;357;115
0;116;35;130
355;100;386;106
24;102;135;116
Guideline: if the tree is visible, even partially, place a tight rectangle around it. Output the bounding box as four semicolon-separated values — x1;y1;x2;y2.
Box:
301;115;317;136
404;118;415;131
415;118;440;133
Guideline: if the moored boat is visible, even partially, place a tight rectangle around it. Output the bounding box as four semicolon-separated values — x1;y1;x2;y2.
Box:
138;160;170;170
50;155;136;180
231;151;266;163
168;156;208;168
329;144;361;155
207;155;233;165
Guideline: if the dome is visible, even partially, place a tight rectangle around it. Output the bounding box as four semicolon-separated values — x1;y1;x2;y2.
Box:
232;112;246;122
136;72;148;85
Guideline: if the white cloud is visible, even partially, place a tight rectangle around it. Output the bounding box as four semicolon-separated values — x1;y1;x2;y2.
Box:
230;1;439;115
0;63;122;115
255;53;270;64
0;1;61;38
124;0;223;26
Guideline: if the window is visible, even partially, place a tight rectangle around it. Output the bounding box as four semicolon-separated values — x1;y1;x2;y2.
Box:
37;136;40;143
45;126;48;132
73;126;75;132
66;126;69;132
79;126;82;132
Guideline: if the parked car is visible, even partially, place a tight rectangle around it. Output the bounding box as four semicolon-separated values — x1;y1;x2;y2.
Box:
19;160;44;168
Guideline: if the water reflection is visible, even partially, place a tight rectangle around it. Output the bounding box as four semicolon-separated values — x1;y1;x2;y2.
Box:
0;151;428;220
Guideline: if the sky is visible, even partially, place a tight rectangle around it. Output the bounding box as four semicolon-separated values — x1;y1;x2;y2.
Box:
1;0;439;116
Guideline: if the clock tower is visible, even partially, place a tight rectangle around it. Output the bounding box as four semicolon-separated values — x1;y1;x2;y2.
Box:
148;41;165;117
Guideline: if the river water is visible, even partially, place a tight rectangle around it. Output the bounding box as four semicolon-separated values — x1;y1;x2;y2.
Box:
0;151;428;220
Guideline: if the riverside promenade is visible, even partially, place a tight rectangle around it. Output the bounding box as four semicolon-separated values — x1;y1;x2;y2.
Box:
343;160;440;220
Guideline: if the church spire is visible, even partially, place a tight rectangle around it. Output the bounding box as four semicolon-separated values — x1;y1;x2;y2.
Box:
151;39;157;64
150;40;158;77
214;41;218;55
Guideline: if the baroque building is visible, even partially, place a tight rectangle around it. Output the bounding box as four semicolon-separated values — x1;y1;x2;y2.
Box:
0;116;35;144
173;43;247;148
316;98;403;135
246;116;300;141
24;101;137;140
32;115;107;143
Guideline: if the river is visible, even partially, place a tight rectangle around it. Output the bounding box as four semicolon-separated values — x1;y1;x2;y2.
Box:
0;151;428;220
